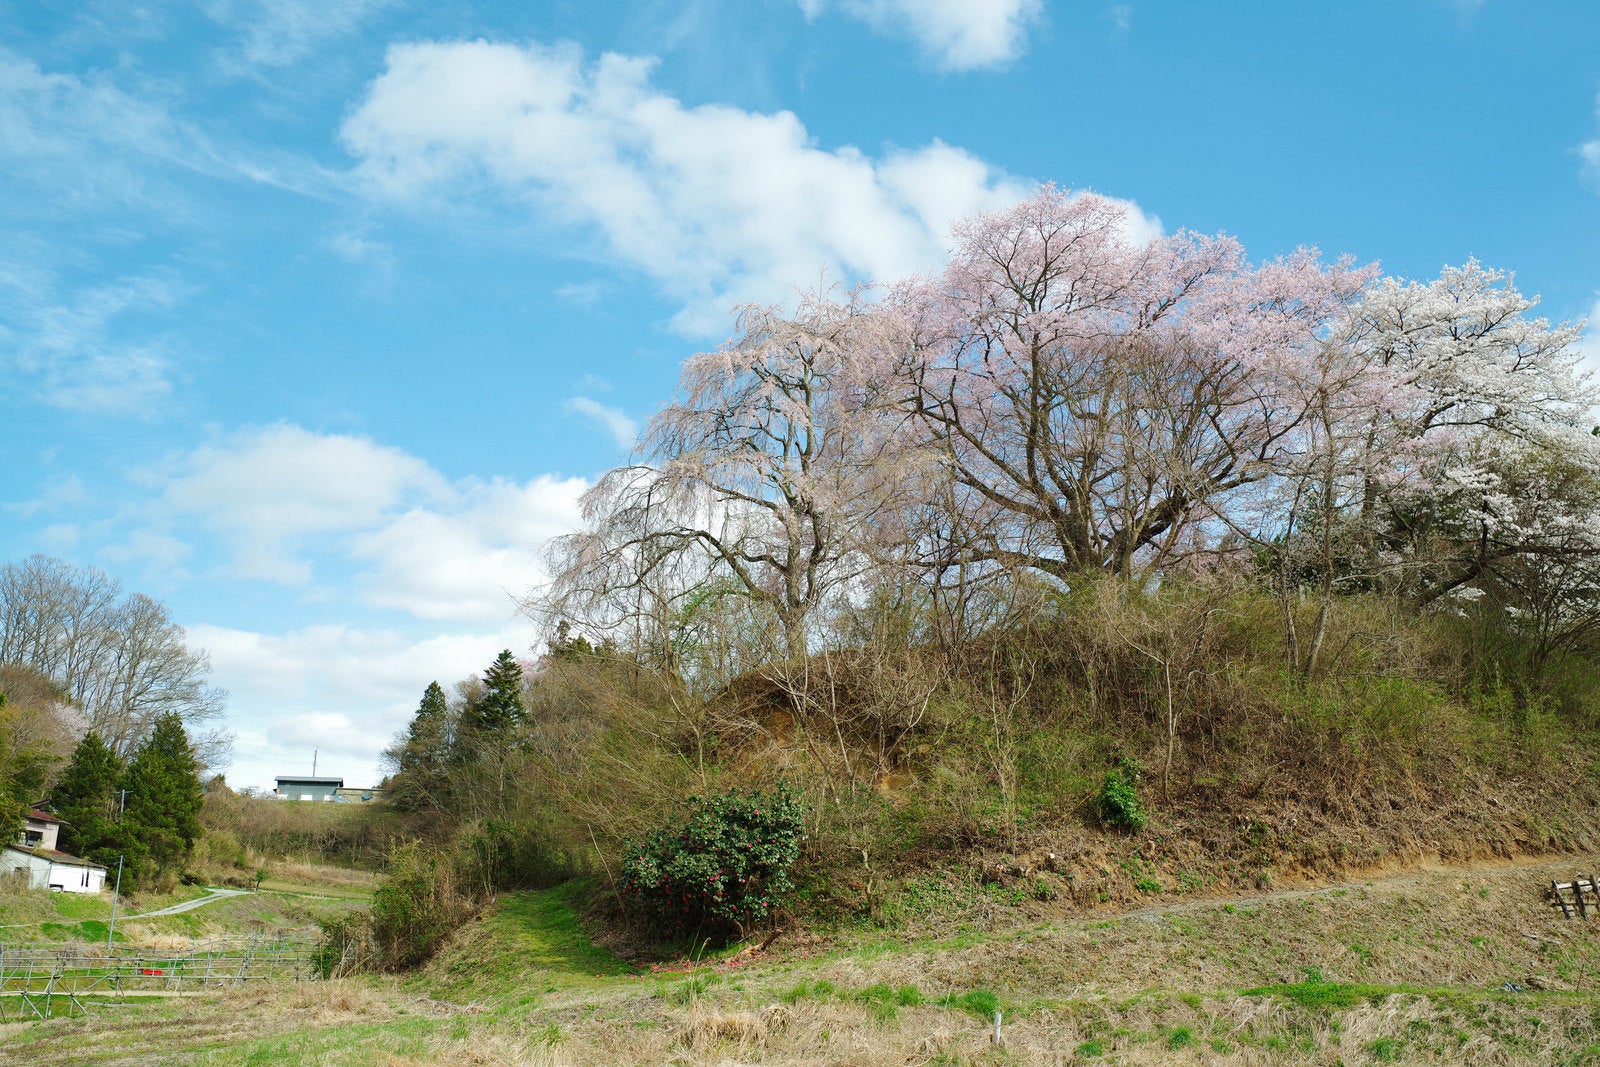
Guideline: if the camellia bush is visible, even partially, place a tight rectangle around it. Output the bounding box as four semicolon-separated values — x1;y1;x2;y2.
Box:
619;783;804;939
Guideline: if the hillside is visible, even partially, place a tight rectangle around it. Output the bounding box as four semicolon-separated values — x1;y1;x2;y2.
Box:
8;851;1600;1064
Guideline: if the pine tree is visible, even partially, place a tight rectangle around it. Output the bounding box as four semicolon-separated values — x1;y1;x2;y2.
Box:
121;712;203;879
48;731;122;859
399;682;450;773
386;681;455;813
460;651;525;740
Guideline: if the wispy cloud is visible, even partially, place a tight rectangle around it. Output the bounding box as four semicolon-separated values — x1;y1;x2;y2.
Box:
0;48;348;209
555;280;610;309
799;0;1045;71
344;41;1137;332
204;0;400;69
566;396;638;451
328;229;397;296
0;267;188;413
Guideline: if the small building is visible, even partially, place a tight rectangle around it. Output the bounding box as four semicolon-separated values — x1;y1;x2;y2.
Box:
19;808;62;851
273;776;386;803
274;775;344;802
2;809;106;893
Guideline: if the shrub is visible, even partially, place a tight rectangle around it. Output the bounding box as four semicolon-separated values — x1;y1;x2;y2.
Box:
310;912;371;978
619;782;803;940
1097;757;1146;831
366;840;482;970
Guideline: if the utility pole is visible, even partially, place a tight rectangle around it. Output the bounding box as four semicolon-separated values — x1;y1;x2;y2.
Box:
106;855;124;951
312;749;318;776
118;789;129;817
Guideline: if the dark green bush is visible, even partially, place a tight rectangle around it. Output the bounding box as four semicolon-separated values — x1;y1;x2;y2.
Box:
619;782;803;939
1097;757;1146;831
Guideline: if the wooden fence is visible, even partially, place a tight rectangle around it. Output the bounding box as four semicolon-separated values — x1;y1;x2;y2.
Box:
1547;876;1600;919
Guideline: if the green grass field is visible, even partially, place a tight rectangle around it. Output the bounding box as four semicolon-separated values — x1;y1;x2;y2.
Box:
6;852;1600;1064
0;867;370;947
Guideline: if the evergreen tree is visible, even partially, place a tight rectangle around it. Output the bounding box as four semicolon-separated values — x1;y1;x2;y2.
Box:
386;681;455;813
399;682;450;773
459;651;525;740
48;731;122;859
121;712;203;878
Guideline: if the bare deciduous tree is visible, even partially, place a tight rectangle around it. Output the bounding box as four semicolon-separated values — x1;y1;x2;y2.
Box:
541;289;924;670
0;556;228;762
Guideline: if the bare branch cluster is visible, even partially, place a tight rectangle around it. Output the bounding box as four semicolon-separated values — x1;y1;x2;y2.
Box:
0;555;228;762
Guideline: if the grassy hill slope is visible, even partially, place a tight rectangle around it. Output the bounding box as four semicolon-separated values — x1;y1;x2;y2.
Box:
9;851;1600;1065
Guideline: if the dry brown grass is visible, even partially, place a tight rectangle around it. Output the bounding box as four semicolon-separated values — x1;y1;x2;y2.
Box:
268;859;378;890
9;852;1600;1065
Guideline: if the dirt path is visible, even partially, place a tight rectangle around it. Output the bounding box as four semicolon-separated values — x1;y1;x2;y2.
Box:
1104;850;1599;925
120;887;249;920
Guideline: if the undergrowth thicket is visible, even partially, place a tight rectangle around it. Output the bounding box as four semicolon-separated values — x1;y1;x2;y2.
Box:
332;581;1600;967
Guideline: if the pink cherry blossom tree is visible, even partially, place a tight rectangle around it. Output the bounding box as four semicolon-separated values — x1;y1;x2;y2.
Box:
889;185;1374;585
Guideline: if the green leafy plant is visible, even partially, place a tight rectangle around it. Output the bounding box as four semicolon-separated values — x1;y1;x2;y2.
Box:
1097;757;1146;830
618;782;804;940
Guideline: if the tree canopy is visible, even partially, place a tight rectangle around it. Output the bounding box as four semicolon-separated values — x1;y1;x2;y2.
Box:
541;186;1600;677
0;556;229;762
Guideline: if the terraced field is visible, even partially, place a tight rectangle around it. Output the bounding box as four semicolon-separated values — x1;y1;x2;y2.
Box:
6;853;1600;1064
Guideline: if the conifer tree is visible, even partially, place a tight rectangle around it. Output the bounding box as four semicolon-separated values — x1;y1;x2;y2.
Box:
399;681;450;772
386;681;455;812
121;712;203;878
459;651;525;740
48;731;122;859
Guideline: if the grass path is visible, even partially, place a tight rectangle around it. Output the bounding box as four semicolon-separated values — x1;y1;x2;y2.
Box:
118;887;251;921
8;852;1600;1064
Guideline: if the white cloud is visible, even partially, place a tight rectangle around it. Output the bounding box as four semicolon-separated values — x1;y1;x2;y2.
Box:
1107;4;1132;34
0;268;185;413
801;0;1044;71
1582;113;1600;187
191;619;535;789
341;40;1074;332
1582;92;1600;185
130;424;588;621
153;424;447;584
565;396;638;451
350;474;587;621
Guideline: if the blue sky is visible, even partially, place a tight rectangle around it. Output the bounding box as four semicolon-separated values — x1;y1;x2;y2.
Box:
3;0;1599;791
